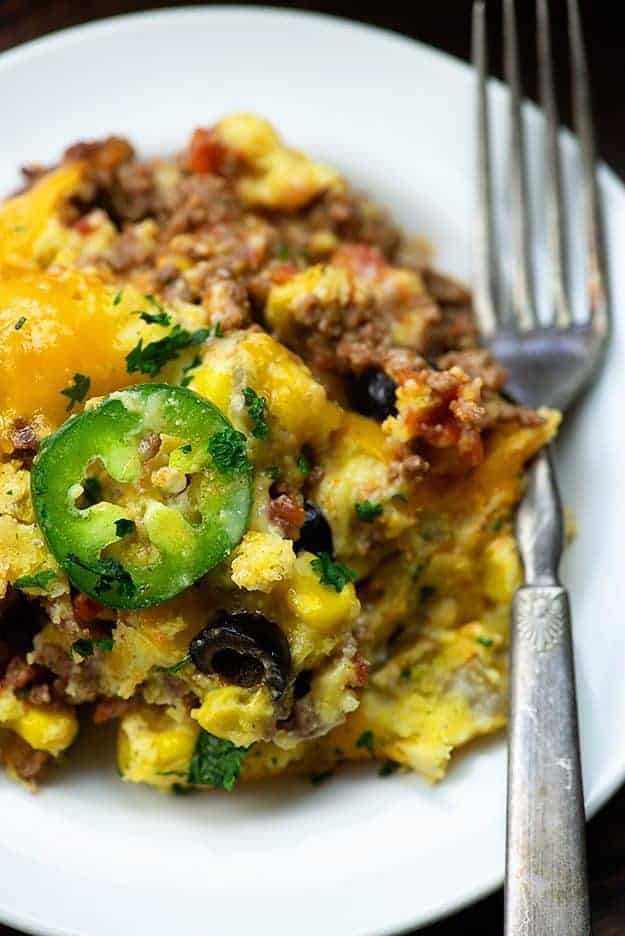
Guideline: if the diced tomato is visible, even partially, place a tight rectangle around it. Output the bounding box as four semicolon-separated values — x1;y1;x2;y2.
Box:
187;127;222;174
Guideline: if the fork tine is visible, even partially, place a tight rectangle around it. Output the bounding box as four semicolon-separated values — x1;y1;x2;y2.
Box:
567;0;609;335
537;0;571;327
504;0;538;331
472;0;498;337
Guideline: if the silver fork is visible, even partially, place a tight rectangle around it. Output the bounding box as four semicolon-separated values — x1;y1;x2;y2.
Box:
472;1;609;933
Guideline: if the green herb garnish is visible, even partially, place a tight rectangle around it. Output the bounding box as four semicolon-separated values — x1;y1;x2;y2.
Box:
13;570;58;592
476;636;495;649
213;322;224;338
208;428;250;474
61;373;90;412
355;500;383;523
242;387;269;440
310;552;356;593
187;730;249;791
67;554;136;600
140;309;172;327
267;466;281;481
157;655;192;675
114;518;136;538
181;354;202;387
126;325;210;377
356;730;375;756
296;449;312;476
275;243;290;261
71;637;114;658
113;290;123;306
14;316;26;331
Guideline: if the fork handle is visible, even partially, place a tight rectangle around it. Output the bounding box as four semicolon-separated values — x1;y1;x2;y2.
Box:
505;585;592;935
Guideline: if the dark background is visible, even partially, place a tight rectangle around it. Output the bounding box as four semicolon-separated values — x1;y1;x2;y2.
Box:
0;2;624;935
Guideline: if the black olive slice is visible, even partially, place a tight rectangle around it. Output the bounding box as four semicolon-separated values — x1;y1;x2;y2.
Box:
189;610;291;699
294;501;334;556
349;368;398;421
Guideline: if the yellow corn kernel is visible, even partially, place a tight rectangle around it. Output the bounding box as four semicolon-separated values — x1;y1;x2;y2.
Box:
118;706;199;788
0;689;78;756
192;685;274;748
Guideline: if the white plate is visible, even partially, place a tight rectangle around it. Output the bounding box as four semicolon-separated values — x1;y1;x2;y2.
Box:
1;8;624;936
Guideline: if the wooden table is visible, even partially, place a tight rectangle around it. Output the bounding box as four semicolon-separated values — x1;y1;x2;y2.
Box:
1;2;624;934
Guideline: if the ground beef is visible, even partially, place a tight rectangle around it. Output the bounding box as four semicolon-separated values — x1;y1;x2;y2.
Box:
3;735;50;782
268;489;306;540
0;656;38;692
93;698;134;724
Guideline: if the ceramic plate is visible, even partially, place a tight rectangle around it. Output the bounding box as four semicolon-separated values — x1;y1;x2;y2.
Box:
1;8;624;936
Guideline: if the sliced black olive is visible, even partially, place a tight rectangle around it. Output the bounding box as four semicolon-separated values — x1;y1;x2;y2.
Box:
349;368;398;421
294;501;334;556
189;610;291;699
293;669;313;700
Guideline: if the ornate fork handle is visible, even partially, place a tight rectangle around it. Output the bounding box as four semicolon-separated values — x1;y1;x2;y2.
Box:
505;454;591;935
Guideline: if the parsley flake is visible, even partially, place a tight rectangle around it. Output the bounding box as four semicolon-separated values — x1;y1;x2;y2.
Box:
14;316;26;331
61;373;90;412
180;444;192;454
355;500;383;523
157;655;191;675
267;466;281;481
71;637;114;658
126;325;210;377
113;290;123;306
476;635;495;649
242;386;269;440
356;730;375;756
296;449;312;476
187;730;249;791
67;554;136;601
181;354;202;388
275;243;290;261
213;322;224;338
310;552;356;593
114;518;136;538
208;428;250;474
140;309;172;327
13;570;58;592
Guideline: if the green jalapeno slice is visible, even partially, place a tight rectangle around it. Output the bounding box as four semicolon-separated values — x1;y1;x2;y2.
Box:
31;384;252;609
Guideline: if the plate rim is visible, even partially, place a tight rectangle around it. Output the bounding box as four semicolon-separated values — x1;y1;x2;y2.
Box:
0;7;623;936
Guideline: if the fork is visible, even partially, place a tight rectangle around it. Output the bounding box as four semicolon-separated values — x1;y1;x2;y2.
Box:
472;1;609;933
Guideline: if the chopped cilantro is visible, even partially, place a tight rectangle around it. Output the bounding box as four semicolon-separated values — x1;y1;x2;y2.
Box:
82;477;102;504
355;500;383;523
181;354;202;387
5;490;13;496
476;635;495;649
114;518;136;538
296;449;312;476
267;466;281;481
13;570;58;592
356;730;375;756
140;309;172;327
71;637;114;658
242;387;269;440
399;666;412;681
310;552;356;593
126;325;210;376
61;373;90;412
213;322;224;338
208;428;250;474
275;243;290;261
310;769;334;787
67;554;136;601
157;655;191;675
379;760;400;778
180;443;192;454
14;316;26;331
187;730;249;791
113;290;123;306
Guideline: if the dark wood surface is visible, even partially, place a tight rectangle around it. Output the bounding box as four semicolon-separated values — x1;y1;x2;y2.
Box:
0;2;624;934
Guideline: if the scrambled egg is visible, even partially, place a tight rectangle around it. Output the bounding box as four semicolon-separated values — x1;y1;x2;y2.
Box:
0;115;557;792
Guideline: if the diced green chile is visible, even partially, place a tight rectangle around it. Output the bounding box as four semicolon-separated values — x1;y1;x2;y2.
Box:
31;384;252;609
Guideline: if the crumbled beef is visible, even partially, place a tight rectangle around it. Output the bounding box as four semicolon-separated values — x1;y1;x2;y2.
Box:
10;423;39;463
93;698;134;724
0;656;38;692
4;736;50;782
101;226;155;273
268;491;306;540
437;348;507;390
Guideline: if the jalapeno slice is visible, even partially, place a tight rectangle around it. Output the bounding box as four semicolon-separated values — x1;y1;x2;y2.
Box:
31;384;252;609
